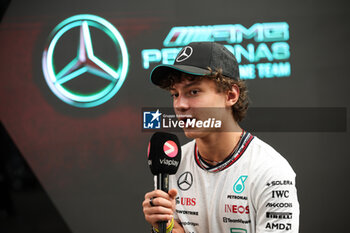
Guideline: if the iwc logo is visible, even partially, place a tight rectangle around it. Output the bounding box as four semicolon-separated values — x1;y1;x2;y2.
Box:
42;14;129;108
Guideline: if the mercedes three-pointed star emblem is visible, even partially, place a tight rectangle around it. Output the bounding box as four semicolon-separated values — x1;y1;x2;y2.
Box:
42;14;129;108
177;171;193;191
176;46;193;62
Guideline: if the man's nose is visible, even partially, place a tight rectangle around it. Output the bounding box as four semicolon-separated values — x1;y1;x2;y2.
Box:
174;95;190;112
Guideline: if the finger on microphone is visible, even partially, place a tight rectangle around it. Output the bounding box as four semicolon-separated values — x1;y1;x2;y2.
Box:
147;189;172;200
168;188;178;199
149;197;174;209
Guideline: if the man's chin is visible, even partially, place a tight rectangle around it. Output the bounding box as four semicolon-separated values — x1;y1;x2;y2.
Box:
183;129;206;139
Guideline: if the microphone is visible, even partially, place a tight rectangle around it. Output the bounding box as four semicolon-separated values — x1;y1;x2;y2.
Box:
147;132;182;233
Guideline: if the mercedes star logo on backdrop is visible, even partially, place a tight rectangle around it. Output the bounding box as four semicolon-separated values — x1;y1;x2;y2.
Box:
42;14;129;108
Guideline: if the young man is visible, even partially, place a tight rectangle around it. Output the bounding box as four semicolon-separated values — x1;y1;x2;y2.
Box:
142;42;299;233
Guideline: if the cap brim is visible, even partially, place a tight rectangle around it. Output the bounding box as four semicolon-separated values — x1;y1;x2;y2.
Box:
150;64;210;86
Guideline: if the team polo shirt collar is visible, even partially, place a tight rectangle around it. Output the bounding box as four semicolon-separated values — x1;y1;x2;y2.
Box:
194;131;254;173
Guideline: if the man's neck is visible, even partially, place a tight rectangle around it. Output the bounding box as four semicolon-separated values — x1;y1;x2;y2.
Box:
195;123;242;165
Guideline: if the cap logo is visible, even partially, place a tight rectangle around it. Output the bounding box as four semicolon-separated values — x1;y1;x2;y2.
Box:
176;46;193;62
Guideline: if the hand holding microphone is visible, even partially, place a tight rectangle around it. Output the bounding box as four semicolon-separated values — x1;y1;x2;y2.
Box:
143;132;182;233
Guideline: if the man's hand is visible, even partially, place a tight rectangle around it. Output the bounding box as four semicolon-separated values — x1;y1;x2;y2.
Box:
142;189;178;229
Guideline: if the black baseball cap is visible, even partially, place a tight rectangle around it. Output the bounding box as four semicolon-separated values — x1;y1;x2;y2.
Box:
150;42;240;85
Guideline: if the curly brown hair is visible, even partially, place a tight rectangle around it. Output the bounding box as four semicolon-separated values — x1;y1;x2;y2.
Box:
158;69;249;122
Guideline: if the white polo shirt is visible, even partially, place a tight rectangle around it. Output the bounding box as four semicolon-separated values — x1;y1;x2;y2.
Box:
169;132;299;233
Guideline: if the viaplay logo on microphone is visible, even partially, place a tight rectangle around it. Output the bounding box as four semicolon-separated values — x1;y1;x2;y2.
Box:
159;140;179;167
148;140;179;167
163;140;178;158
142;108;222;131
147;132;181;175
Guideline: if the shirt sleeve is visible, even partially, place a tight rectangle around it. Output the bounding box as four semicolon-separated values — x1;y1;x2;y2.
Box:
252;161;300;233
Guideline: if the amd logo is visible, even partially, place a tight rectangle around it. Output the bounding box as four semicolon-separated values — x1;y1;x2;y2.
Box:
266;222;292;230
272;190;289;198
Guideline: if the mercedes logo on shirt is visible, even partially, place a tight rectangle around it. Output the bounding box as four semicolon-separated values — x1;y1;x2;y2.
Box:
175;46;193;62
177;171;193;191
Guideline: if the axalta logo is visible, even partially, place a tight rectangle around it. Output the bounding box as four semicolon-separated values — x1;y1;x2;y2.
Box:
266;202;293;208
224;204;249;214
159;158;179;167
42;14;129;108
233;175;248;194
176;197;196;206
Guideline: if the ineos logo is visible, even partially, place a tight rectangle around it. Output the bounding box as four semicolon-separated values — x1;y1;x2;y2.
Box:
177;172;193;191
176;46;193;62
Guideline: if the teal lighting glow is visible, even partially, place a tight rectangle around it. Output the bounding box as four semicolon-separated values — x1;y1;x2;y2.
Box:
42;14;129;108
141;22;291;80
162;22;289;47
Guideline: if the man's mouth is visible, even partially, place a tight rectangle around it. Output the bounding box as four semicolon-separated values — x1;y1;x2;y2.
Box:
179;117;193;123
178;117;197;129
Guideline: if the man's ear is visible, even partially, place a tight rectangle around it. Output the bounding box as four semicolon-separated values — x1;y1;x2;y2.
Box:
226;84;240;107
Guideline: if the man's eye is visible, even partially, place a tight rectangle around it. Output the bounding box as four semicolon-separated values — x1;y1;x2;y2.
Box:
190;90;199;95
171;93;179;98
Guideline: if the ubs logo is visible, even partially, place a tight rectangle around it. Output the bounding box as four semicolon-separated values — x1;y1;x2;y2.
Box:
176;197;196;206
